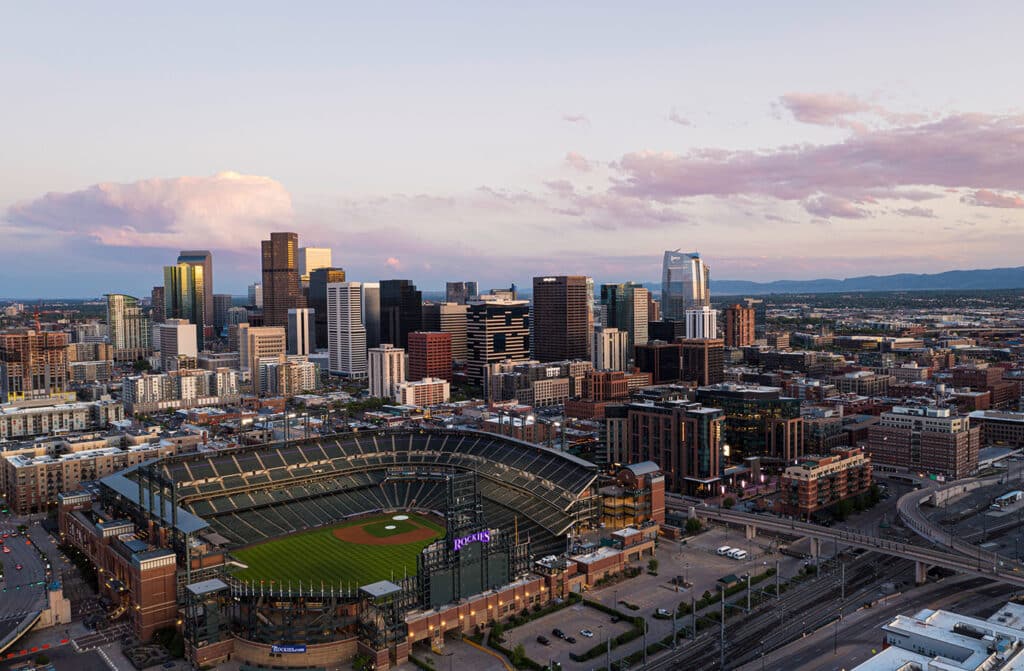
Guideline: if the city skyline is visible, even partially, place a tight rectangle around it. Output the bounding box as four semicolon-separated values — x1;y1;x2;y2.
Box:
2;3;1024;296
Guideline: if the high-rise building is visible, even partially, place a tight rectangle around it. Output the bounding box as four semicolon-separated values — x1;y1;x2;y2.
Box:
684;306;718;339
422;302;468;361
150;286;165;323
0;330;69;403
261;232;304;327
445;281;479;305
661;250;710;320
237;323;287;394
247;283;263;309
286;308;313;356
532;275;592;363
600;282;649;358
361;282;381;349
327;282;367;378
380;280;422;349
212;294;233;330
158;319;199;372
466;299;530;385
163;262;206;349
695;383;803;463
648;320;686;343
298;247;332;286
176;250;214;327
679;338;725;386
635;341;682;384
744;297;767;340
106;294;151;362
408;332;453;381
309;267;347;348
867;406;980;479
368;344;406;398
724;304;756;347
592;327;629;372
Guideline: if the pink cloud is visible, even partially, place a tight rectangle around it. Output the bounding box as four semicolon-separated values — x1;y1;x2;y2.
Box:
385;256;401;269
564;151;594;172
804;195;870;219
962;189;1024;208
895;206;937;218
779;92;872;129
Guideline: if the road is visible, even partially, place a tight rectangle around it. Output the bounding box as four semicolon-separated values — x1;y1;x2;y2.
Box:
0;520;50;652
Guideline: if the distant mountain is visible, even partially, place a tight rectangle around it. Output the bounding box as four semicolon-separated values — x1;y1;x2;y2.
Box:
702;266;1024;295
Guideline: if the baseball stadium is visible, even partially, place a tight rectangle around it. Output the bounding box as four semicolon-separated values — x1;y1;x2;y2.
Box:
60;428;603;670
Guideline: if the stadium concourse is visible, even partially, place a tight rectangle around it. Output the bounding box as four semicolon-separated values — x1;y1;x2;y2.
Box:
57;428;621;670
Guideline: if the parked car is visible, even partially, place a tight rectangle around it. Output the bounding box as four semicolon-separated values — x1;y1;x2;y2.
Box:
728;549;748;560
656;608;672;616
580;629;594;638
552;628;566;639
716;546;733;556
537;635;550;646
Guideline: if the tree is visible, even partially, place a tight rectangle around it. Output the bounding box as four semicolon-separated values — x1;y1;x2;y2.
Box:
722;496;736;509
647;558;659;573
491;620;505;642
511;643;527;669
835;498;853;521
133;358;152;373
868;484;882;506
685;517;702;535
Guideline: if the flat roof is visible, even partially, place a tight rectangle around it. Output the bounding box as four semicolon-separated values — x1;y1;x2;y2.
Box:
360;580;402;599
100;470;209;535
186;578;229;597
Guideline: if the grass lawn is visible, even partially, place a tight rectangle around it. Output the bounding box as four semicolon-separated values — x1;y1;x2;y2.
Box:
231;513;444;587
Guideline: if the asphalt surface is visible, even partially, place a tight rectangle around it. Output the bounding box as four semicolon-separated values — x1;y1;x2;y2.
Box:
0;520;50;650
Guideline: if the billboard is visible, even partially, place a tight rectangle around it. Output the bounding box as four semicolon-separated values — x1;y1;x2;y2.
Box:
272;644;307;654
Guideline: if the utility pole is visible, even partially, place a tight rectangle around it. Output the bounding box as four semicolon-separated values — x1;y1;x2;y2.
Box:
692;593;696;641
672;610;677;650
747;572;752;612
776;559;780;600
606;634;611;671
643;621;648;668
720;593;726;670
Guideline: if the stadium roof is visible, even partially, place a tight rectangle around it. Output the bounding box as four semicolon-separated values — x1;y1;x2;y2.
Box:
101;470;209;535
625;462;661;477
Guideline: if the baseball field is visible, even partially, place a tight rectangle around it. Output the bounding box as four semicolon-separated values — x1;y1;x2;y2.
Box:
231;512;445;588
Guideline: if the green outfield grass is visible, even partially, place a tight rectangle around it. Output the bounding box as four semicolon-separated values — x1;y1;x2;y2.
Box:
231;513;444;587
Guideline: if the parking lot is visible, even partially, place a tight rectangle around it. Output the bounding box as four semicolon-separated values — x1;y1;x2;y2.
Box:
504;600;634;670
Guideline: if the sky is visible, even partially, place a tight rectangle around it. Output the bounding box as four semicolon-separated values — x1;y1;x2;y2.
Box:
2;2;1024;297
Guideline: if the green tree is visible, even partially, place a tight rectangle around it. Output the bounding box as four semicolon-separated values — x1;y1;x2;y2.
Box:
511;643;527;668
647;558;659;573
685;517;702;535
868;484;882;505
722;496;736;509
133;358;151;372
491;620;505;642
835;498;853;521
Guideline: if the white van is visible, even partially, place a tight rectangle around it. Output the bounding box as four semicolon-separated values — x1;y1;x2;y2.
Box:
716;546;733;556
728;549;748;560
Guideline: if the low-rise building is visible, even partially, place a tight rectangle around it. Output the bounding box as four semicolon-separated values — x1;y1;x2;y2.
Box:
123;368;240;414
775;447;872;519
0;399;124;440
394;377;450;406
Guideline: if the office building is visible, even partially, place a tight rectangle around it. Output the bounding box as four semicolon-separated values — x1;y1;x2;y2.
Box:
968;410;1024;448
238;323;287;394
176;250;214;327
684;306;718;340
150;286;165;323
679;338;725;386
776;448;872;519
647;294;660;322
445;281;479;305
286;308;313;356
361;282;381;349
408;332;453;381
106;294;151;362
380;280;422;348
158;320;199;372
486;359;592;407
867;406;980;479
829;370;894;396
593;327;629;372
326;282;367;378
635;341;681;384
422;302;468;361
695;383;803;463
368;345;406;398
661;250;710;320
309;267;347;348
600;282;649;358
261;232;304;327
648;320;686;343
743;298;767;340
247;283;263;309
298;247;332;286
163;262;206;349
466;299;530;384
532;275;592;363
0;330;70;403
724;304;756;348
0;398;123;441
394;377;450;406
604;400;724;495
212;294;233;330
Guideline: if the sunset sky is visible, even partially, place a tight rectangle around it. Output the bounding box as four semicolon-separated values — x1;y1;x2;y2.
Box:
2;2;1023;297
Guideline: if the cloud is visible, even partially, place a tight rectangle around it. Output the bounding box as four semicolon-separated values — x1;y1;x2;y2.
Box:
803;195;870;219
385;256;401;269
564;151;595;172
779;92;872;129
3;171;292;250
611;114;1024;212
562;113;589;125
668;109;692;127
895;206;937;218
962;189;1024;209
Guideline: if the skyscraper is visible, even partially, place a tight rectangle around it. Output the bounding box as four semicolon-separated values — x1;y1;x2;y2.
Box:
176;250;214;327
261;232;304;327
368;344;406;398
309;267;347;348
163;262;205;350
679;338;725;386
408;331;453;381
422;302;468;361
287;308;313;356
158;319;199;372
150;286;165;323
380;280;422;349
238;323;287;394
327;282;367;378
661;251;710;320
361;282;381;349
213;294;233;330
744;297;767;340
685;306;719;339
298;247;332;286
445;281;479;304
247;283;263;309
600;282;649;359
466;299;530;384
532;275;592;362
106;294;151;362
724;303;756;347
592;327;629;372
0;330;69;402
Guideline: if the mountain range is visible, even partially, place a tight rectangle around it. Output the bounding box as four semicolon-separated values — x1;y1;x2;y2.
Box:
701;266;1024;295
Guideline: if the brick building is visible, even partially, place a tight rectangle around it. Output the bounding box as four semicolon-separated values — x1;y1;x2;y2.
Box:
867;406;979;479
407;331;453;381
776;447;872;519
